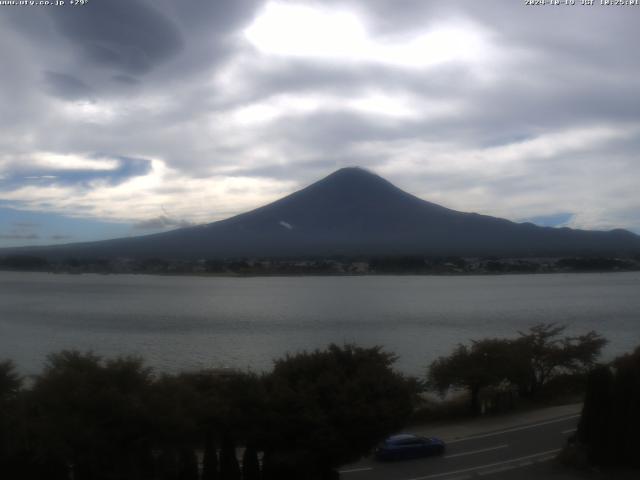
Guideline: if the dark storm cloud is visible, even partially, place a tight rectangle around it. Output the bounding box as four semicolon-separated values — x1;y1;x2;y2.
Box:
49;0;183;75
161;0;262;32
44;71;93;100
111;74;140;85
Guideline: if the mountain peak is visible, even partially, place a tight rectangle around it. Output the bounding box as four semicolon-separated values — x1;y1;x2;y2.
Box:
323;166;387;183
308;166;399;197
328;166;375;177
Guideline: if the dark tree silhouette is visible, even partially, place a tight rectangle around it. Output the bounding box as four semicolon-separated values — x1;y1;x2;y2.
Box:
577;365;614;464
0;360;21;400
178;448;199;480
27;351;155;480
428;339;513;415
578;346;640;467
513;324;607;397
220;433;241;480
158;448;180;480
0;360;25;478
241;444;260;480
428;324;608;413
202;433;219;480
262;344;417;478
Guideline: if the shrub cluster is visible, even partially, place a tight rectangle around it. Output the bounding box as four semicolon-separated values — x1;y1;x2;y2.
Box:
577;346;640;468
0;345;418;480
427;324;607;415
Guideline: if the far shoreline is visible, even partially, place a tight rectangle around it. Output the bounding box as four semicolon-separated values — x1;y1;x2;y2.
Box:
1;267;639;279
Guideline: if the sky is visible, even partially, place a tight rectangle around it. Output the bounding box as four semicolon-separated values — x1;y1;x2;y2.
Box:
1;0;639;248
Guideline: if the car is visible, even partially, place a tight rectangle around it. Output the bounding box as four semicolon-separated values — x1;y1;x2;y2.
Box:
374;433;446;461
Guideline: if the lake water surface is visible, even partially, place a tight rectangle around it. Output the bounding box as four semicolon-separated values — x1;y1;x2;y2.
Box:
1;271;639;376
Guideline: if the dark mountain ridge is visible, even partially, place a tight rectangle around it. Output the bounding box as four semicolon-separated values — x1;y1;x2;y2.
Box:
3;167;640;260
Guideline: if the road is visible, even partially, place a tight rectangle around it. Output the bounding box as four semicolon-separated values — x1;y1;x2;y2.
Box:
339;411;580;480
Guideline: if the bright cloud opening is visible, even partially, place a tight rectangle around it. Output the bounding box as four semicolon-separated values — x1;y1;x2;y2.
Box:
1;157;297;225
31;153;119;171
244;1;491;69
228;91;459;127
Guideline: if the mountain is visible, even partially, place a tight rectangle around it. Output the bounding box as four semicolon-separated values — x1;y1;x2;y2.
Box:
3;167;640;259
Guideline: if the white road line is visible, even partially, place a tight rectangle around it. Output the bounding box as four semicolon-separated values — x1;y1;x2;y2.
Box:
402;448;561;480
338;467;373;474
446;415;580;444
338;444;508;475
478;465;514;476
536;455;556;463
561;428;577;434
444;444;508;459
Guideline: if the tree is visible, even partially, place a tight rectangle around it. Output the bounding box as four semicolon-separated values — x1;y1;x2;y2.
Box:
180;369;266;444
202;433;219;480
577;365;614;465
609;346;640;467
242;444;260;480
173;368;266;479
178;448;199;480
577;346;640;468
513;324;607;397
148;373;200;451
428;339;514;415
0;360;24;477
0;360;21;400
219;433;241;480
428;325;607;413
28;351;155;480
262;344;418;478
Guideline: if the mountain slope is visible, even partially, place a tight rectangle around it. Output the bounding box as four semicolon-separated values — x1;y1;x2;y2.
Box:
4;167;640;259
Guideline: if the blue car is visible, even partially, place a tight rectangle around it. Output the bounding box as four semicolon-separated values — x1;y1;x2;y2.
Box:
374;434;446;461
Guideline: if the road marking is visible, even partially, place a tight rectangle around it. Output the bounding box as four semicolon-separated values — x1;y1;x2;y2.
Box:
444;444;508;459
446;414;580;444
402;448;561;480
536;455;556;463
561;428;577;434
339;467;373;474
338;445;508;475
478;465;513;476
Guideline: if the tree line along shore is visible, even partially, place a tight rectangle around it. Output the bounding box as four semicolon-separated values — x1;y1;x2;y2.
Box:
0;323;638;479
1;253;639;275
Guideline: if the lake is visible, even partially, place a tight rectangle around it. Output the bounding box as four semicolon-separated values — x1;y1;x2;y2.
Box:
1;271;639;376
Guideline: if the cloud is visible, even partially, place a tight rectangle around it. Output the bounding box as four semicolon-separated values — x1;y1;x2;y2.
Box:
0;233;39;240
133;215;194;231
244;2;493;69
0;158;297;225
521;213;574;228
44;71;93;100
0;218;40;241
49;0;184;75
12;221;39;228
0;154;152;188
